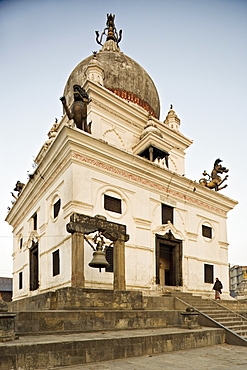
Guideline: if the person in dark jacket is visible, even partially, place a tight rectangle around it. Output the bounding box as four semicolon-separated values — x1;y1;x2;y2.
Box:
213;278;223;299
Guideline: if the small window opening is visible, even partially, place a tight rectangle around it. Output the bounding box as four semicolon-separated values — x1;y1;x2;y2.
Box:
32;213;37;230
19;272;23;290
53;249;60;276
53;199;61;219
202;225;212;239
105;246;114;272
19;238;23;249
204;264;214;283
162;204;173;224
104;194;122;214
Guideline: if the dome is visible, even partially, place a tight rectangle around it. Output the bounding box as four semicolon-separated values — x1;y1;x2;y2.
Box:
140;121;163;139
63;16;160;119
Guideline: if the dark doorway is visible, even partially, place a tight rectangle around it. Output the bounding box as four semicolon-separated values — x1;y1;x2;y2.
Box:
156;232;182;286
30;242;39;291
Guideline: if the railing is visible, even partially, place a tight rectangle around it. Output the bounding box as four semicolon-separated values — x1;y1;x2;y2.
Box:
175;296;247;346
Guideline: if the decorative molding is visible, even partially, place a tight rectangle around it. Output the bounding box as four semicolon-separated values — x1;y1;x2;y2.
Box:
72;153;227;216
93;99;144;128
102;126;125;149
12;154;71;229
187;232;198;241
184;255;229;266
153;221;185;241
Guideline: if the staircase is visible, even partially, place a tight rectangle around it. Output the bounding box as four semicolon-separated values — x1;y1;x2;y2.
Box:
175;294;247;346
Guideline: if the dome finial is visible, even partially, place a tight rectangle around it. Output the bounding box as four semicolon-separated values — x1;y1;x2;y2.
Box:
95;14;122;46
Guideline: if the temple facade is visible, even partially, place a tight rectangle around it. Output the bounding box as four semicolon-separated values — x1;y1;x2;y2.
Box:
6;15;237;301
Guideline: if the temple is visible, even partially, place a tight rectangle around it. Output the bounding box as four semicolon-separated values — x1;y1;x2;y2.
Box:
6;15;237;301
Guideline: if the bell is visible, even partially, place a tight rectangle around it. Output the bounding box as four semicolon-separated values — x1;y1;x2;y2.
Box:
89;238;110;269
89;250;110;269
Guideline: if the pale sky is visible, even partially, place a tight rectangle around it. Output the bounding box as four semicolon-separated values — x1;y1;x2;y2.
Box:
0;0;246;277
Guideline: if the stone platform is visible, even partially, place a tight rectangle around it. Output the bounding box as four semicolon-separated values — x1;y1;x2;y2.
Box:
0;287;233;369
0;327;225;370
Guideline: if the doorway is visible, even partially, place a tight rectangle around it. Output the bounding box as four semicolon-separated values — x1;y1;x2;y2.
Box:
30;242;39;291
156;232;182;286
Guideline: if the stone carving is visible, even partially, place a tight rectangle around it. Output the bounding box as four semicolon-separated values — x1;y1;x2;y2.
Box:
66;213;129;242
95;13;122;46
60;85;91;133
199;159;229;191
11;181;25;199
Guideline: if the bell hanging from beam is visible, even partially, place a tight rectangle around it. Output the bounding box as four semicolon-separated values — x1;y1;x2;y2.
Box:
89;235;110;269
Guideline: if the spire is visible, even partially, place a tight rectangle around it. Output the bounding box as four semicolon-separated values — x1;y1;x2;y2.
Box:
95;14;122;51
164;105;181;131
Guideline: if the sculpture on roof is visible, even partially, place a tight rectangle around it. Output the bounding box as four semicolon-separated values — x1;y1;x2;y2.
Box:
60;85;92;133
95;13;122;46
199;159;229;191
11;181;25;200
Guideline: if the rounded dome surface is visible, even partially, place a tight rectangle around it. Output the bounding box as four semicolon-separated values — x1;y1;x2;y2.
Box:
64;49;160;119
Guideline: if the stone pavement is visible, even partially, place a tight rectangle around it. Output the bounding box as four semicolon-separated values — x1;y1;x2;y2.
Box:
52;344;247;370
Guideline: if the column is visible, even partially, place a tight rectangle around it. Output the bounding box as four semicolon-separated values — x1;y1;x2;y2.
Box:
113;237;126;290
71;232;85;288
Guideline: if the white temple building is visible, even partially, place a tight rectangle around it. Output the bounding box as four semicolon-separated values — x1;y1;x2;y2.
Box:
6;15;237;301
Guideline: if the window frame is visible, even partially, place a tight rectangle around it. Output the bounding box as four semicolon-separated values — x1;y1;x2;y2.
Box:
204;264;214;284
105;246;114;272
161;204;174;224
104;194;122;214
202;225;212;239
53;198;61;219
52;249;60;277
19;271;23;290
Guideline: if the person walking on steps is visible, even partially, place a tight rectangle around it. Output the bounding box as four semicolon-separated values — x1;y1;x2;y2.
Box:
213;277;223;299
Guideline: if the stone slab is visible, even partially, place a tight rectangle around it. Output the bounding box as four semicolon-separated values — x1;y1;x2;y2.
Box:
0;327;224;370
15;309;181;335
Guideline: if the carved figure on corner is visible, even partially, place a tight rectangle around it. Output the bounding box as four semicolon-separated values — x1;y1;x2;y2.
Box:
11;181;25;199
199;158;229;191
60;85;92;133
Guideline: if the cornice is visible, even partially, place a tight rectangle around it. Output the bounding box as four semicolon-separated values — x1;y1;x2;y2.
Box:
6;125;237;228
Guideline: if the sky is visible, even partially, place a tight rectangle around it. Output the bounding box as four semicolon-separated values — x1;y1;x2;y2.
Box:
0;0;246;277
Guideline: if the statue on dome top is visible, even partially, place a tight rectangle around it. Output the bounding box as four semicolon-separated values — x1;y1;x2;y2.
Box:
60;85;92;133
199;158;229;191
95;13;122;46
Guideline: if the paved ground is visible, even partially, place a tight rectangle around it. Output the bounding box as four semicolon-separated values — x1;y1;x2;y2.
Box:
51;344;247;370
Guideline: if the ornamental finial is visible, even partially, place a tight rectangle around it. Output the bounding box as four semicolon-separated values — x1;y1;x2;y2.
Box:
95;14;122;46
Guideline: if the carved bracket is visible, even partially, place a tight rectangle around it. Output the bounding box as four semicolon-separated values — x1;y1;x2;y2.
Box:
66;213;129;242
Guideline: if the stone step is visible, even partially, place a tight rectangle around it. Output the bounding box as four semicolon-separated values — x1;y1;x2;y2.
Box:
0;327;225;370
207;312;241;318
225;325;247;332
200;308;230;314
15;309;181;336
234;329;247;337
216;320;247;327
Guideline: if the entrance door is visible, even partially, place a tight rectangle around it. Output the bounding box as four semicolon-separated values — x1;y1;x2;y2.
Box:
156;233;182;286
30;242;39;291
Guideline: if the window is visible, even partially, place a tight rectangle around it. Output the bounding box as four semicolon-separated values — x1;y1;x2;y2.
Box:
162;204;173;224
53;199;61;219
52;249;60;276
204;264;214;283
19;237;23;249
30;242;39;291
19;272;23;290
32;213;37;230
202;225;212;239
104;194;122;214
105;246;114;272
